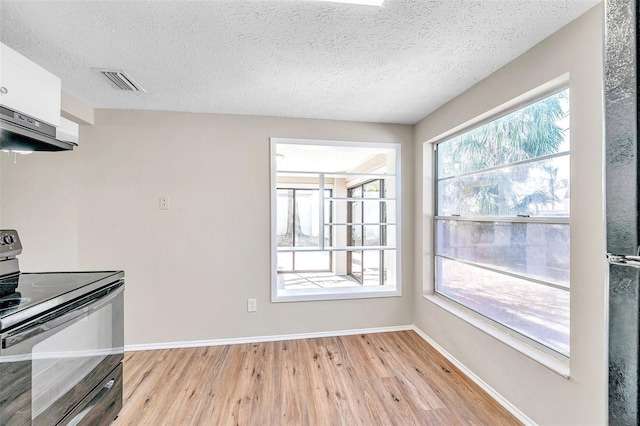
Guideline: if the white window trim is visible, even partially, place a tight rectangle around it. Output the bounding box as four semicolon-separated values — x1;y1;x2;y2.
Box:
424;75;572;374
271;137;402;303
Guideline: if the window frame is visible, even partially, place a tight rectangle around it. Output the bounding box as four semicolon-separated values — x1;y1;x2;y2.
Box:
271;138;402;303
430;83;571;366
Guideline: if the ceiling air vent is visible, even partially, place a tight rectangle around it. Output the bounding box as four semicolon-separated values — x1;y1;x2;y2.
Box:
93;68;146;92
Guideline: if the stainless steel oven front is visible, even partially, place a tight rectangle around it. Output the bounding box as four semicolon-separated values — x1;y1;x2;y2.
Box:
0;280;124;426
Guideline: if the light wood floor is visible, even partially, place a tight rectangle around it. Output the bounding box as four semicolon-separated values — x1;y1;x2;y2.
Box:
113;331;520;425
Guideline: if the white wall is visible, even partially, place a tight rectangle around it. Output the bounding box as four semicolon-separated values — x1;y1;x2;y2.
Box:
1;111;414;345
0;89;92;270
414;5;605;425
0;151;79;271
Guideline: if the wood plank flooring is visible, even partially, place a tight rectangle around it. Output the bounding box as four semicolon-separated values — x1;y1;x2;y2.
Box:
113;331;520;425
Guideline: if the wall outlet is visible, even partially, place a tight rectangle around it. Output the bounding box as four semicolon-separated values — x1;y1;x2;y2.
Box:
159;196;169;210
247;298;257;312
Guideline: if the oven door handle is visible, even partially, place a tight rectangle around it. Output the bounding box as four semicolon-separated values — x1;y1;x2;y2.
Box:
66;378;115;426
2;281;123;350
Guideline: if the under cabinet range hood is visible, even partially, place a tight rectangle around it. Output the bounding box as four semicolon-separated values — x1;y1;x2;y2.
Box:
0;42;73;152
0;106;76;152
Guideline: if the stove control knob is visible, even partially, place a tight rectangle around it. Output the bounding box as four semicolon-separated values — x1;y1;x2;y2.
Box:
3;235;14;245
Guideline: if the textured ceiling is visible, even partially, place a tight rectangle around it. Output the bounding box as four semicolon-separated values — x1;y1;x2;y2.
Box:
0;0;599;125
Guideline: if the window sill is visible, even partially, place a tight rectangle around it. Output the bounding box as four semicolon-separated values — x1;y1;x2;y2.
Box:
423;293;570;378
273;286;400;303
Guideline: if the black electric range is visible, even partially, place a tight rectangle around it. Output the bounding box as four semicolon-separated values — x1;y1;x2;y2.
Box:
0;229;125;426
0;270;124;332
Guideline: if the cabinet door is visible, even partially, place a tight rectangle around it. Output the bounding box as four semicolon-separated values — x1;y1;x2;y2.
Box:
0;43;61;126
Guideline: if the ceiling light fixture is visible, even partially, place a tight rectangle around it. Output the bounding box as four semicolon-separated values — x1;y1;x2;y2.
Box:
314;0;385;6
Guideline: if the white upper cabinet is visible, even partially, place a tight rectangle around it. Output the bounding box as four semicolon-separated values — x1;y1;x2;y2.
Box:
0;43;61;127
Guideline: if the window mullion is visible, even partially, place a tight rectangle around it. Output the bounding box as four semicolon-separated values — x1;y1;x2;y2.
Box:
435;216;570;224
360;185;365;283
292;189;296;271
319;174;325;250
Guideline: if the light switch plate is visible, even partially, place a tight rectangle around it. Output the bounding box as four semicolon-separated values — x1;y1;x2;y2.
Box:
247;298;257;312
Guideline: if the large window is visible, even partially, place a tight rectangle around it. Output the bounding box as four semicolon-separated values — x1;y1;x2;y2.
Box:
271;138;401;302
434;89;570;357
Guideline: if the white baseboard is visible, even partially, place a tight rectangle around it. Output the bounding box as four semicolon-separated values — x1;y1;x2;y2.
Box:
124;324;413;352
410;325;536;426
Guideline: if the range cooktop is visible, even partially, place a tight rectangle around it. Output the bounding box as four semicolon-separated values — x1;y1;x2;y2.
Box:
0;271;124;332
0;230;125;332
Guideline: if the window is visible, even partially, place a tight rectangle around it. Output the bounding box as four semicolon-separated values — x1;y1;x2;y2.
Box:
271;138;401;302
434;89;570;357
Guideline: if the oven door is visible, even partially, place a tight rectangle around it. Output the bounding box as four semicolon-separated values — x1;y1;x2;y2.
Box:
0;280;124;426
